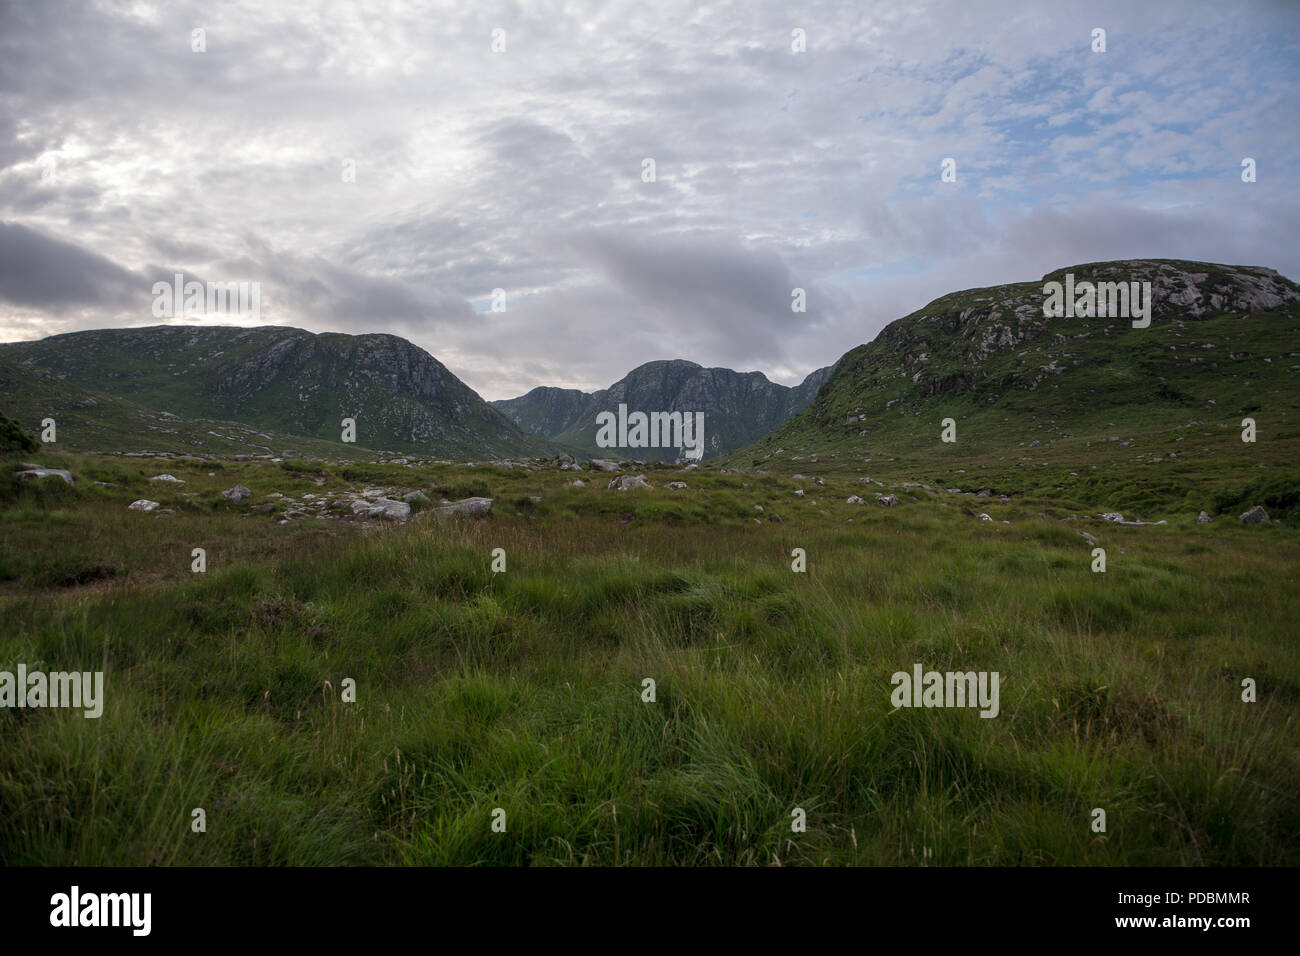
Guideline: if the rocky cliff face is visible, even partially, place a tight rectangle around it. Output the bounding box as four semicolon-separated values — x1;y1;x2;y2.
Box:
752;259;1300;457
495;359;835;460
491;386;591;437
0;325;545;458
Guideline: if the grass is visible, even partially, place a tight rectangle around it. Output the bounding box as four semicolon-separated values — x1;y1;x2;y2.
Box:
0;450;1297;865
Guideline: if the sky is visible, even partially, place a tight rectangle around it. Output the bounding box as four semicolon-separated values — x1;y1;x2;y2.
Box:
1;0;1298;400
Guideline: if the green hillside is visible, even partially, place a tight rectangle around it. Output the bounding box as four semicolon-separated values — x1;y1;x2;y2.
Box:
0;326;550;459
739;259;1300;518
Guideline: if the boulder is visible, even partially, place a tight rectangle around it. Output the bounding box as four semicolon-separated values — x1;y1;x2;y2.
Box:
150;474;185;483
1239;505;1270;524
352;498;411;520
608;474;652;491
221;484;252;503
1099;512;1168;527
570;479;585;487
666;481;687;490
978;513;992;522
846;495;865;504
434;497;494;518
1196;511;1212;524
15;466;74;484
589;459;622;472
402;490;429;505
876;494;899;507
128;499;159;512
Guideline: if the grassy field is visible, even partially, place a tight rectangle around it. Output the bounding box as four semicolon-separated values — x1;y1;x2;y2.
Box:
1;449;1297;865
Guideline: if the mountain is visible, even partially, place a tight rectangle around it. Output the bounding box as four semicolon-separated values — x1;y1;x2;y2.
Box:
746;258;1300;465
493;359;835;460
0;356;398;459
0;325;547;458
491;386;591;438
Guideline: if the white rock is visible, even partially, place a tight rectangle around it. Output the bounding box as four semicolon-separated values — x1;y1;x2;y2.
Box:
128;499;160;512
15;466;74;484
434;497;494;518
608;474;652;491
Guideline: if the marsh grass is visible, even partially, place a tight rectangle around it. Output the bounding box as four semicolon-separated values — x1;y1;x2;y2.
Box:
0;452;1297;865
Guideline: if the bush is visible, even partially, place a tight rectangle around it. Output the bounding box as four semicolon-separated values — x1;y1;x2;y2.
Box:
0;412;38;454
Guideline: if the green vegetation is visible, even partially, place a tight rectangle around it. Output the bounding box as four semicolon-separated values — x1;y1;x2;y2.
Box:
1;450;1295;865
0;411;38;454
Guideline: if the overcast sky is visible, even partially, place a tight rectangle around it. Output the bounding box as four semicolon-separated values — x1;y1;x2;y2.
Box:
1;0;1297;400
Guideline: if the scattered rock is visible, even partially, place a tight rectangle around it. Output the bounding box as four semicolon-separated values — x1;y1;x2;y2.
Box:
1239;505;1270;524
768;512;784;522
608;474;652;491
402;490;429;505
128;499;159;512
1196;511;1212;524
876;494;899;507
793;489;805;497
978;513;992;521
666;481;687;490
1080;531;1098;546
1099;512;1168;527
222;485;252;503
846;495;865;505
434;497;494;518
682;463;701;471
571;479;585;487
589;459;621;472
15;466;74;484
353;498;411;520
150;474;185;483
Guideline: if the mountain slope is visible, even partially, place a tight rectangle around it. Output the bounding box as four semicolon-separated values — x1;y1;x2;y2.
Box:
495;360;834;460
746;259;1300;468
491;386;591;438
0;325;547;458
0;357;399;458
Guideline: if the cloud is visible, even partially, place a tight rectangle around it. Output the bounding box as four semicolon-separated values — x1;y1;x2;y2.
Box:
0;0;1297;399
0;220;142;309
